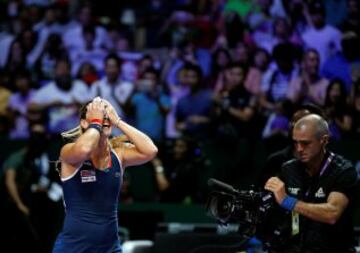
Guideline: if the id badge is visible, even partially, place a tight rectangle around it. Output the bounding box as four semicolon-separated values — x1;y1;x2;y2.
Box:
292;211;299;236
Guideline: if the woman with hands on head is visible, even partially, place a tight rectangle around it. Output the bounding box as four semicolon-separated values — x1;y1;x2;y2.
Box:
52;97;157;253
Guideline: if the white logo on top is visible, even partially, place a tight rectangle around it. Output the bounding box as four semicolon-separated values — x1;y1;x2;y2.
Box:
288;187;300;195
315;187;326;198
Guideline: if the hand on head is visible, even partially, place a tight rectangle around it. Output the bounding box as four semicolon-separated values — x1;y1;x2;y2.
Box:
101;98;121;125
86;97;106;122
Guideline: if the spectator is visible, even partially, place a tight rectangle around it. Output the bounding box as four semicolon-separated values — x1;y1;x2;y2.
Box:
159;7;195;47
340;0;360;36
2;123;63;252
164;60;191;139
76;61;99;86
152;137;208;203
321;32;360;93
69;25;107;76
175;64;213;140
260;17;302;54
287;49;329;106
260;42;298;112
324;79;352;140
244;47;271;95
127;67;171;144
35;33;68;81
0;72;12;136
282;0;309;36
5;39;27;76
231;42;251;65
91;53;134;124
349;90;360;139
137;54;156;78
62;5;111;55
7;70;36;139
262;98;294;139
29;58;92;135
210;47;231;87
247;0;275;49
301;1;342;68
213;62;256;140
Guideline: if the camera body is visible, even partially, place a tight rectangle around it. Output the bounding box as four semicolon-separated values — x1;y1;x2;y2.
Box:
206;181;292;249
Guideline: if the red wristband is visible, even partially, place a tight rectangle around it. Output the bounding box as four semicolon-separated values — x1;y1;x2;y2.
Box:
90;118;103;124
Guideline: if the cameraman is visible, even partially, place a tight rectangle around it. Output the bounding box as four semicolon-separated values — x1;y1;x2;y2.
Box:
264;114;359;253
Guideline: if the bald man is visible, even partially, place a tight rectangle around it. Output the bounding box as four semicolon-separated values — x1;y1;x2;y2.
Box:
265;114;359;253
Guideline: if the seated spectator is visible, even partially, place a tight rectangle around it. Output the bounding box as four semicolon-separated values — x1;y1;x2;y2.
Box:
244;47;271;95
324;79;352;140
287;49;329;106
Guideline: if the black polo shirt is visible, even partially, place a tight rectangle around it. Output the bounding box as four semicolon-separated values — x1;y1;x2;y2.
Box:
279;152;359;253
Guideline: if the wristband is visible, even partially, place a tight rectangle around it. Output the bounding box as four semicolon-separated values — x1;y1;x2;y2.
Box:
280;196;297;211
90;118;103;125
88;123;103;134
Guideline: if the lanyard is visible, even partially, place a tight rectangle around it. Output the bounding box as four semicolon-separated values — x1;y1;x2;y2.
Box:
305;152;335;198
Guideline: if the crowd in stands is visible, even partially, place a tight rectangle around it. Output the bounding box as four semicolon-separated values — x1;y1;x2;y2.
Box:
1;0;360;210
1;0;360;251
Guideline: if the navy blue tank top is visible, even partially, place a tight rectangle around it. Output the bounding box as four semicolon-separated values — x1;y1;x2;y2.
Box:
53;150;122;253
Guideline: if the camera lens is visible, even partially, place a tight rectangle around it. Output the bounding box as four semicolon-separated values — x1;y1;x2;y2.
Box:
207;193;234;222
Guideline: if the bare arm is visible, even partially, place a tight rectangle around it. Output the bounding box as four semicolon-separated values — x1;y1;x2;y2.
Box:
104;98;157;167
5;169;29;215
265;177;349;224
61;98;105;167
60;128;101;167
152;157;170;191
114;119;158;168
294;192;349;224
